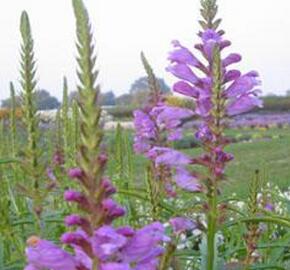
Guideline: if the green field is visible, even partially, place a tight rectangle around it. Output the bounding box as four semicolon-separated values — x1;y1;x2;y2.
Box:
223;129;290;197
107;127;290;199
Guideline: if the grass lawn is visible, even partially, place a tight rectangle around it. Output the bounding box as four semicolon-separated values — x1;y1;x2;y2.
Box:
108;126;290;199
223;133;290;197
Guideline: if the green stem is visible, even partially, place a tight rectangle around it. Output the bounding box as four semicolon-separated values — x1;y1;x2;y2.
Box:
207;181;218;270
92;258;99;270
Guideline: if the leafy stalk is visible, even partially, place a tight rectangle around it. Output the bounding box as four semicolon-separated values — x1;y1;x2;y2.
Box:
244;170;261;268
72;1;102;267
9;82;17;158
145;166;160;221
19;12;44;226
20;11;40;185
72;99;79;163
141;51;162;105
206;46;222;270
72;0;102;179
114;123;124;184
62;76;70;167
199;0;221;30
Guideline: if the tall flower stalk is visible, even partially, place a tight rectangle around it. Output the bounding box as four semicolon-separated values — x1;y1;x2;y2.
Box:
20;11;39;183
166;0;262;269
134;53;195;202
19;11;45;227
24;1;167;269
244;171;262;268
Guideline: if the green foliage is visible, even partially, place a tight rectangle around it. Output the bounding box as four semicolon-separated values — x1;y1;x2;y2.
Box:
72;0;103;181
20;10;42;192
141;52;161;104
35;89;60;110
2;89;60;110
9;82;17;158
200;0;221;30
72;99;80;162
112;123;137;225
260;96;290;112
61;76;71;167
106;105;136;119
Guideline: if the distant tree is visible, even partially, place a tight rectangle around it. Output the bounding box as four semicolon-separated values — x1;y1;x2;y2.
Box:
128;76;171;106
266;92;278;97
2;96;22;108
129;76;170;95
286;89;290;96
69;90;116;106
115;94;132;106
99;91;116;106
1;89;60;110
35;89;60;110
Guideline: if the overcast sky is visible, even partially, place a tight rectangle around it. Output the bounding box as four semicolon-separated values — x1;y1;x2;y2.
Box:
0;0;289;100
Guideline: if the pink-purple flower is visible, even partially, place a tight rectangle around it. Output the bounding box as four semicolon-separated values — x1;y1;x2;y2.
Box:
25;236;79;270
167;29;262;119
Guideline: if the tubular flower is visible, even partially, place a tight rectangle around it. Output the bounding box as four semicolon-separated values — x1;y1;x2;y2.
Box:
25;236;80;270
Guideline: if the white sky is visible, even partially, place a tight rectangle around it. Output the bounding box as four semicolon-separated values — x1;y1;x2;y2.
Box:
0;0;290;100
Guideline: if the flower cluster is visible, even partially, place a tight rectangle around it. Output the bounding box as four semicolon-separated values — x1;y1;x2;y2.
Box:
167;31;262;118
133;54;200;196
25;159;169;270
133;94;200;195
162;28;263;187
25;222;168;270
